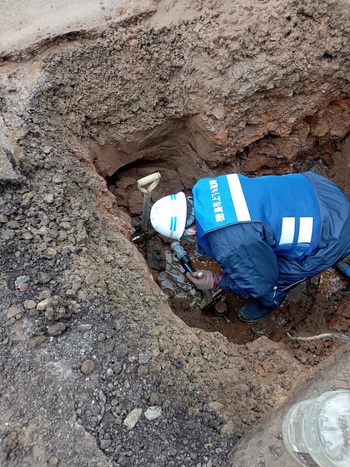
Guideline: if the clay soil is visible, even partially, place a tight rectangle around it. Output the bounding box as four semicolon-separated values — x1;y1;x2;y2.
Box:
1;1;350;466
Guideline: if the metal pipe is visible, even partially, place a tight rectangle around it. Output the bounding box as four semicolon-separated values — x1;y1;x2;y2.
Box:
171;241;203;278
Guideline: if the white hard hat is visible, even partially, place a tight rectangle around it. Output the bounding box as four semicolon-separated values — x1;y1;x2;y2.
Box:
150;192;187;240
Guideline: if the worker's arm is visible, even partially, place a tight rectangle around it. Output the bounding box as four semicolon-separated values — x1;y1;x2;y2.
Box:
205;223;279;299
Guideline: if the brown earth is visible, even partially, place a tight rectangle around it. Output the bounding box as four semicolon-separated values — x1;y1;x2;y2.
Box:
1;0;350;466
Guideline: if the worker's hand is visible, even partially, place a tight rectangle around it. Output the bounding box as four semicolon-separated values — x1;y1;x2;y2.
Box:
186;271;224;290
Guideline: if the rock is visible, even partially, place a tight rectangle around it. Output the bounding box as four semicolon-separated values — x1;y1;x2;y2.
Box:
48;456;59;467
15;276;30;292
100;439;112;450
29;336;48;347
45;308;55;320
138;353;150;364
0;146;18;181
80;359;95;375
85;271;98;286
52;175;63;184
47;322;67;336
24;299;36;310
78;323;93;331
7;305;22;319
28;308;39;317
36;297;52;311
220;420;235;436
45;193;54;204
2;228;15;240
123;408;142;430
44;247;58;257
144;406;162;421
39;272;51;284
208;401;224;414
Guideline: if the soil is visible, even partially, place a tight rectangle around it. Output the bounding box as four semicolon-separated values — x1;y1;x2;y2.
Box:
1;0;350;466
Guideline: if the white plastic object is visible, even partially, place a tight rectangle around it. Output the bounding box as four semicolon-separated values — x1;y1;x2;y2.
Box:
282;390;350;467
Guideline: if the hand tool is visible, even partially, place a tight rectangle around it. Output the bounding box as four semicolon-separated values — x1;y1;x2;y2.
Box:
137;172;161;232
131;172;161;243
171;242;225;311
170;241;203;277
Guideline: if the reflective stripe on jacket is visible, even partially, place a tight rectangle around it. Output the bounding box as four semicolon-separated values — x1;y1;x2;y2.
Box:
193;173;321;259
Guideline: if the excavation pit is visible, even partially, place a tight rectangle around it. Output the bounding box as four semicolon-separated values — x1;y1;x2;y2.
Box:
95;132;350;352
1;1;350;465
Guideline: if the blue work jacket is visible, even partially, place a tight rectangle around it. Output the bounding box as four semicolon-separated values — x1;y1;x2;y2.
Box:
192;172;350;306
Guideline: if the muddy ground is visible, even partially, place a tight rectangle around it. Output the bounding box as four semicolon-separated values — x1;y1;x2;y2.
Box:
1;0;350;466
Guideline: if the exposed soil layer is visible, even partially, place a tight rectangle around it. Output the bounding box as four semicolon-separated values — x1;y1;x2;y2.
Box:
1;1;350;466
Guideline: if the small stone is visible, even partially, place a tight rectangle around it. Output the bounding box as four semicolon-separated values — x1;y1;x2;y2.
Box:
123;408;142;430
24;300;36;310
100;439;112;450
28;308;39;317
7;305;22;319
39;292;50;303
2;228;15;240
15;275;30;292
47;322;67;336
85;271;98;286
78;323;93;331
221;420;234;436
45;308;55;320
48;456;59;467
45;194;54;204
208;401;224;414
52;175;63;184
22;232;33;240
45;247;57;257
138;353;150;364
58;231;68;241
39;272;51;284
22;192;34;207
29;336;48;347
37;297;52;311
80;359;95;375
144;406;162;421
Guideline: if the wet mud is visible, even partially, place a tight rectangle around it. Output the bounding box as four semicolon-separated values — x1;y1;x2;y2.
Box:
132;207;350;353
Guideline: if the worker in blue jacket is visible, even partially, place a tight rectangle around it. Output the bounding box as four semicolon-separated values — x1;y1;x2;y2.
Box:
150;172;350;322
